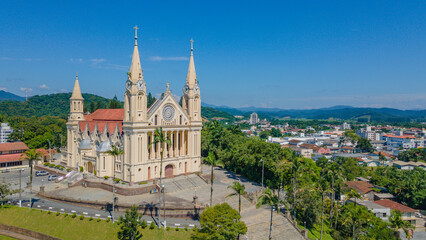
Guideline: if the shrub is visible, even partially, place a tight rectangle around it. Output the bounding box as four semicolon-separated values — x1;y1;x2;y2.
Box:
79;166;83;172
56;211;60;216
43;162;49;166
185;226;188;231
89;216;93;221
175;227;179;231
94;170;97;175
141;219;147;229
166;226;170;231
47;210;51;214
71;212;77;218
80;213;84;220
66;168;70;172
114;178;120;183
149;222;155;229
97;217;101;222
104;176;109;180
64;211;68;217
138;181;148;185
106;218;110;223
49;164;55;168
121;182;125;185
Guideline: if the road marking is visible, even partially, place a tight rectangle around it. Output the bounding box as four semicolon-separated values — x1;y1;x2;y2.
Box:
174;223;180;226
189;224;195;227
37;205;40;208
83;212;88;215
48;207;53;210
95;214;100;217
60;209;64;211
147;221;152;224
71;210;76;213
27;204;30;206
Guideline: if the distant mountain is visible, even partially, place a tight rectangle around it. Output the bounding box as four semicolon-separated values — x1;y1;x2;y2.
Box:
0;90;25;102
202;103;426;123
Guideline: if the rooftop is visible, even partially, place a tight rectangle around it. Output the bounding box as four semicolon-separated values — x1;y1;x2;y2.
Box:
374;199;416;213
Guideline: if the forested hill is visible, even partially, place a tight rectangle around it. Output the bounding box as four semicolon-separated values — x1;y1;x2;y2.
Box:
0;93;110;118
0;92;234;121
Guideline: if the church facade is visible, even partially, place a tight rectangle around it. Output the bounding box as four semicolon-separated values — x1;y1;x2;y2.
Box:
62;28;202;183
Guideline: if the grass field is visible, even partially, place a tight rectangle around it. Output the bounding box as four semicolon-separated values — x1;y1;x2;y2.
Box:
0;205;191;240
298;222;334;240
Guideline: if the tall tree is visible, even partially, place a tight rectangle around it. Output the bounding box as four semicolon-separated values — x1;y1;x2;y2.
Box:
205;152;218;207
191;203;247;240
21;149;43;187
226;181;246;214
256;187;280;240
117;205;143;240
346;188;362;240
105;145;124;223
148;127;171;227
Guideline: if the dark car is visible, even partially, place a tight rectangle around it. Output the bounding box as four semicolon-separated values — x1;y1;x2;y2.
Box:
48;175;57;181
36;171;49;176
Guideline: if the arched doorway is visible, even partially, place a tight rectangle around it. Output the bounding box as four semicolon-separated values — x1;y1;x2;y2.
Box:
148;167;151;180
165;165;173;178
185;162;187;173
88;162;94;173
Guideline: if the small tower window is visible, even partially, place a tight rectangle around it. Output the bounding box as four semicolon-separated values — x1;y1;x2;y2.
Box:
179;115;182;125
154;115;158;125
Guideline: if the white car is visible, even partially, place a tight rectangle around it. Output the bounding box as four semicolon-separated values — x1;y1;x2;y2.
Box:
415;212;423;218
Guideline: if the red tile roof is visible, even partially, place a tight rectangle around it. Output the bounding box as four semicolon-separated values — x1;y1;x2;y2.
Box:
36;148;57;157
79;121;122;134
345;181;374;194
382;134;415;139
0;153;25;163
373;152;392;158
85;109;124;121
374;199;416;213
0;142;28;152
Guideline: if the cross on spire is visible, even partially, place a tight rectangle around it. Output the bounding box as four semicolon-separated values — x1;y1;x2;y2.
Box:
190;38;194;51
134;25;139;39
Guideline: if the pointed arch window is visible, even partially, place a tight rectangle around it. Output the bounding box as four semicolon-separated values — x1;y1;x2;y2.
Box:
154;115;158;125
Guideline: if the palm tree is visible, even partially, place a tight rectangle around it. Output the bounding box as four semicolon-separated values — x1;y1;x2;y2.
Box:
257;187;280;240
226;181;246;214
147;127;171;226
286;157;302;221
390;210;413;239
318;174;331;240
21;149;43;187
205;152;218;207
324;162;344;229
105;145;124;223
346;188;361;240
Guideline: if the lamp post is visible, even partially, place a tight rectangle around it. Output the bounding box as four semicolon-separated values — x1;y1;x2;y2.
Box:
261;159;264;188
162;184;166;228
112;157;116;223
18;168;24;207
47;139;52;162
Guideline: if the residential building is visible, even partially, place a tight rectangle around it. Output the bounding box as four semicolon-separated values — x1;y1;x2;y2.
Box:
62;30;202;183
341;122;351;130
348;199;390;221
0;123;13;143
374;199;418;226
393;160;426;170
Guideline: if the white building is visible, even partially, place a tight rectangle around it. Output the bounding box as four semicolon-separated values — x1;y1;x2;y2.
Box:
0;123;13;143
341;122;351;130
249;112;259;125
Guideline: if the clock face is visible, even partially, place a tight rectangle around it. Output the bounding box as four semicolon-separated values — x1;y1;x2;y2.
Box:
126;80;132;91
162;105;175;122
194;85;200;94
137;80;144;90
183;85;190;94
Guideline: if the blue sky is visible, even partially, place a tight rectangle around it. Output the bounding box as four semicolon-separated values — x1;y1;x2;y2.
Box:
0;0;425;109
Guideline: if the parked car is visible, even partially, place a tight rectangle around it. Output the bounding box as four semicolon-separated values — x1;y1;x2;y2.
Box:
415;212;423;218
35;171;49;176
48;175;57;181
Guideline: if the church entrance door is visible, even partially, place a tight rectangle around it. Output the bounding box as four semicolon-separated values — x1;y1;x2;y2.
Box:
165;165;173;178
88;162;94;173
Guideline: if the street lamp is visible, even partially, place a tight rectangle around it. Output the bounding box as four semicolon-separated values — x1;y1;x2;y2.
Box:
260;159;264;188
162;184;166;228
18;168;24;207
47;139;52;162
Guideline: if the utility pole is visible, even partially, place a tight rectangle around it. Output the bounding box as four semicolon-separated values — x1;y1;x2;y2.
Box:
19;168;24;207
112;156;116;223
47;139;52;162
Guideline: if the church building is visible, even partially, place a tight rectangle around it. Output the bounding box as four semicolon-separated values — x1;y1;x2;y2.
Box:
62;27;202;183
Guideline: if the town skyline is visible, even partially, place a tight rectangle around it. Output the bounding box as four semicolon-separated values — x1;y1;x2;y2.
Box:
1;1;425;110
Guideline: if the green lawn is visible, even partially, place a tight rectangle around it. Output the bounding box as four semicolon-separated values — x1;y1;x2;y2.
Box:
0;235;17;240
298;221;334;240
0;205;191;240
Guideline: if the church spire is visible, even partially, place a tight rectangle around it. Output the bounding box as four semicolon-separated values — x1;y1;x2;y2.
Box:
70;73;83;99
130;25;143;83
186;39;197;86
